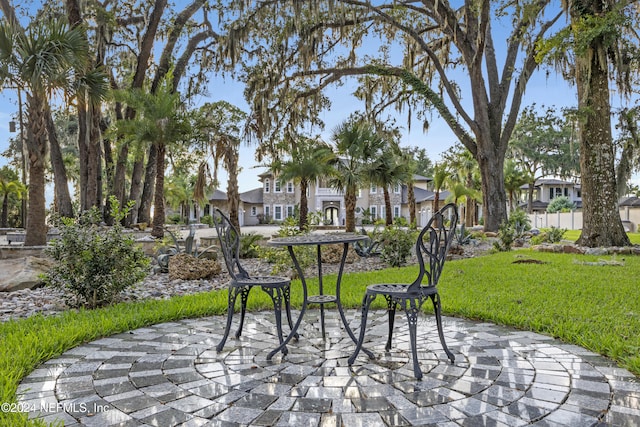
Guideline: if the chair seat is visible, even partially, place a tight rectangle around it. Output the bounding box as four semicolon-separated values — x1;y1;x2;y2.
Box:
367;283;438;298
234;276;290;288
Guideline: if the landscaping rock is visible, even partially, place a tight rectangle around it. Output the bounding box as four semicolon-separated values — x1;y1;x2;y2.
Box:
0;256;54;292
321;244;359;264
562;245;585;254
168;253;222;280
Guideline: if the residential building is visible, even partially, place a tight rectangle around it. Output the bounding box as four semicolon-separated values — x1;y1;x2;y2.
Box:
206;171;452;227
520;178;582;212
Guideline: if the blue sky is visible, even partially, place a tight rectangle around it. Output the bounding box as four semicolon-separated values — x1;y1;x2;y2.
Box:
0;67;581;194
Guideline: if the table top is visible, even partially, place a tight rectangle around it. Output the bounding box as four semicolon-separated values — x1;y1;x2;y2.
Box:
268;233;368;247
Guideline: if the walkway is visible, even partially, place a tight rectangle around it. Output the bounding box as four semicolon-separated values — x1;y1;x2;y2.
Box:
18;310;640;426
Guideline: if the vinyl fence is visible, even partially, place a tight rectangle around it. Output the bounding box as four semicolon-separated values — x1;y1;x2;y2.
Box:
527;207;640;232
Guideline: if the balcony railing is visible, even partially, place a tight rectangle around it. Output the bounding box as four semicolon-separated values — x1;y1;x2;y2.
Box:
316;187;343;195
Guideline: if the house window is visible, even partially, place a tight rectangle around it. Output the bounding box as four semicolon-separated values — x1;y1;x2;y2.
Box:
265;179;270;193
370;205;377;219
393;184;401;194
549;187;564;199
275;180;282;193
250;206;257;216
286;205;295;218
564;187;569;197
287;181;294;193
204;204;210;216
370;185;377;194
380;205;386;220
394;205;401;218
274;205;283;221
264;205;270;219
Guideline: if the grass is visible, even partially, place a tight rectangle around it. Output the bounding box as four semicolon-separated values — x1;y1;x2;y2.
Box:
562;229;640;244
2;249;640;426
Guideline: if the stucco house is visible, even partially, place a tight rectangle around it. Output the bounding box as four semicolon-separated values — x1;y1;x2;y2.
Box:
205;171;452;227
520;178;582;212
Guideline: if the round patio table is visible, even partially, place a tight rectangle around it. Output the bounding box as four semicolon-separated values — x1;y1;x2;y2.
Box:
266;233;374;360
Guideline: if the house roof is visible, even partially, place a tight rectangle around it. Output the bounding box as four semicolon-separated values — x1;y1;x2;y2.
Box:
521;178;581;189
207;189;227;201
240;188;264;204
619;196;640;207
413;187;450;203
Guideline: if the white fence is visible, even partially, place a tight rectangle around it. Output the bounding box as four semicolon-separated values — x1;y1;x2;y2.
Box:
527;207;640;232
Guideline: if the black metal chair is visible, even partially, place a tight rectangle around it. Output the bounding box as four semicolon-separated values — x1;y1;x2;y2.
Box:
213;209;296;354
348;203;459;379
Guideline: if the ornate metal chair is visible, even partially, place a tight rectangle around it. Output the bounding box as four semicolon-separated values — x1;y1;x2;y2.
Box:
348;203;459;379
213;209;296;354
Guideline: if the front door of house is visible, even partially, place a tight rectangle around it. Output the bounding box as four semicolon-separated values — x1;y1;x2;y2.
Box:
324;207;339;225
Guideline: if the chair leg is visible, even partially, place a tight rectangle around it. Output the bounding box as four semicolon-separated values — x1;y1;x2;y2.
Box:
235;286;251;339
385;296;397;351
348;293;376;366
263;286;288;356
405;299;423;380
217;286;241;352
283;285;298;341
431;293;455;363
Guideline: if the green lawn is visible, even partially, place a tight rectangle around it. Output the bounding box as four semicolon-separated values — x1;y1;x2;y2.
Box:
1;249;640;426
562;229;640;244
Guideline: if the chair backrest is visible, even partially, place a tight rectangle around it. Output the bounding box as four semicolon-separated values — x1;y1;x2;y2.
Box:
213;209;249;280
409;203;459;291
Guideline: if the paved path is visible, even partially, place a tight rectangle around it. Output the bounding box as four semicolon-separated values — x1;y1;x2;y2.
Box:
18;310;640;426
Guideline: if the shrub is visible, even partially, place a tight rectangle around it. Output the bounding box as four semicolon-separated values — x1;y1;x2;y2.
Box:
547;196;576;213
240;233;263;258
201;214;214;227
507;208;531;237
393;216;410;227
167;213;182;224
380;225;416;267
43;198;150;308
258;219;314;276
493;221;516;252
531;226;567;245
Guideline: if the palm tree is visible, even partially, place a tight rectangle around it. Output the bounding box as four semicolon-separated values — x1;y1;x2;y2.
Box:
329;120;376;232
0;19;88;245
114;82;190;238
272;138;333;229
367;140;410;226
504;160;529;212
431;163;448;213
193;101;247;231
0;176;25;228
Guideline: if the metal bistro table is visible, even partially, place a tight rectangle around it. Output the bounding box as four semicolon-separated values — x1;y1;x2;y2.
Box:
266;233;374;360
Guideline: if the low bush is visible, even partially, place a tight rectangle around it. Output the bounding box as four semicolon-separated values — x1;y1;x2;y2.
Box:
380;225;416;267
43;198;150;308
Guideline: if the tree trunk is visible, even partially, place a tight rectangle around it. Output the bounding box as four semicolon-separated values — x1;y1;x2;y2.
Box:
407;183;416;227
383;187;392;226
344;186;357;232
527;180;535;214
299;178;309;229
138;144;157;224
573;15;629;247
77;99;89;210
151;142;166;238
1;194;8;228
24;97;48;246
226;150;241;231
477;144;508;232
85;102;102;210
127;156;145;226
465;173;474;226
45;105;74;218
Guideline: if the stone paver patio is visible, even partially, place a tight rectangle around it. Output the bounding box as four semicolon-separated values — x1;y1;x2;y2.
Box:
17;310;640;426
